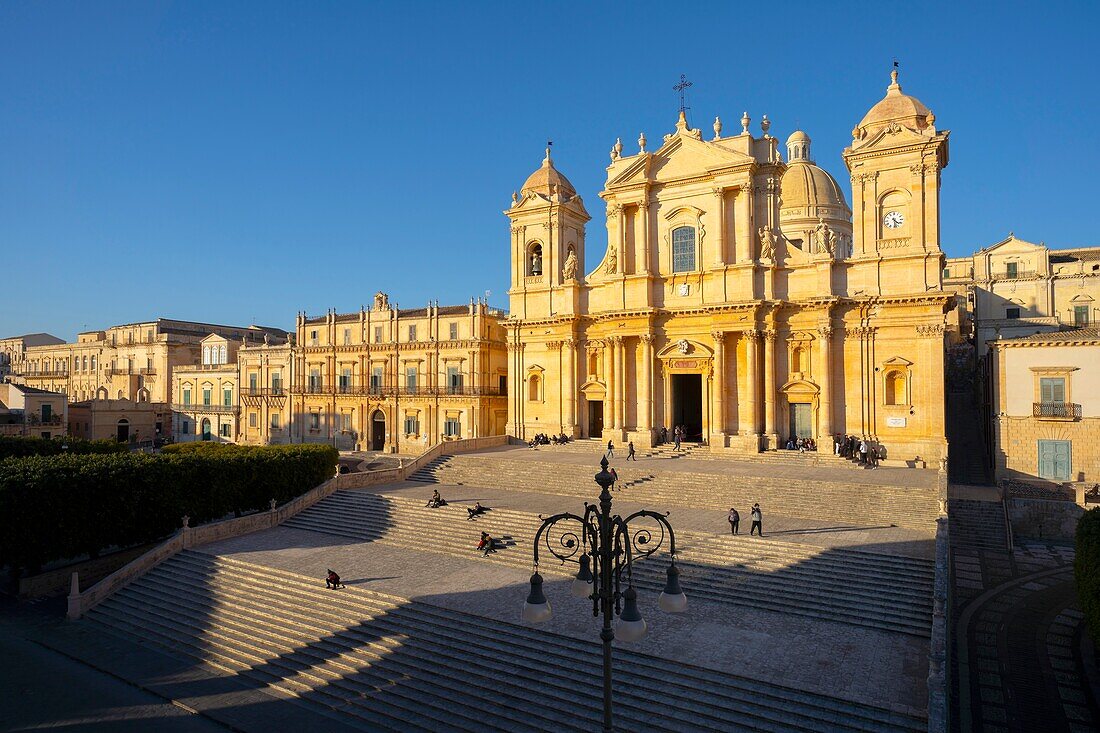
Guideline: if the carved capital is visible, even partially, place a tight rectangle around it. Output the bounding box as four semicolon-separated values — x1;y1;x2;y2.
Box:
510;226;522;235
818;325;834;339
743;329;763;343
712;187;724;198
763;329;778;342
639;334;656;346
711;330;726;344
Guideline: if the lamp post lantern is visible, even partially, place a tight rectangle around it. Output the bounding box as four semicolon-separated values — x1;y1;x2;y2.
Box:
522;456;686;732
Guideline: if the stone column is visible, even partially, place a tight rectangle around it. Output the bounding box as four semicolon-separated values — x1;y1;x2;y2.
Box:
712;331;726;441
564;339;576;434
639;202;651;274
614;336;626;433
640;335;654;433
744;330;760;435
735;184;754;263
605;339;616;430
712;188;726;267
763;329;777;442
818;325;833;440
617;206;627;275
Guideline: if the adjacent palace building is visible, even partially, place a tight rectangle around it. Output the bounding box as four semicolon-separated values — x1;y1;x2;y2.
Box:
6;69;1098;481
507;69;955;466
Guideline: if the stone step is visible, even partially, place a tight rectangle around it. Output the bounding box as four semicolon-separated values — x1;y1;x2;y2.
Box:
84;551;926;732
948;499;1010;550
283;492;932;635
407;456;939;530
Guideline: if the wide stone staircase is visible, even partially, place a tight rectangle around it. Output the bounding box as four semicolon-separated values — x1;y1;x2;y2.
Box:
282;491;934;637
408;454;941;530
948;498;1011;551
541;439;862;468
84;551;927;732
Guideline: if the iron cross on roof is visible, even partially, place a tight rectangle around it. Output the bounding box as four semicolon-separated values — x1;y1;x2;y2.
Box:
673;74;693;114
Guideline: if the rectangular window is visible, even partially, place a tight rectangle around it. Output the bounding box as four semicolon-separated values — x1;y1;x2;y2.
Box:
406;367;417;391
309;369;321;390
1038;439;1071;481
249;412;258;427
343;328;351;345
371;366;383;394
404;415;419;435
408;325;417;342
270;413;280;429
499;375;507;394
375;326;383;343
271;372;283;394
1074;305;1090;327
449;323;458;340
310;330;318;346
672;226;696;272
310;413;320;430
1006;307;1021;319
447;366;463;394
220;423;231;438
341;413;352;431
444;417;461;437
183;388;191;406
249;373;258;392
1040;377;1066;404
223;388;232;407
182;420;189;434
202;388;211;406
339;368;352;393
942;268;950;280
1006;262;1018;278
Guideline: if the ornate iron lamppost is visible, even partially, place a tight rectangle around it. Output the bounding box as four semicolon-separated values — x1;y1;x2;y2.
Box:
521;456;687;732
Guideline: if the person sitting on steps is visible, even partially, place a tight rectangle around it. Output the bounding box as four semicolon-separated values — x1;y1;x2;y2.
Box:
325;569;343;589
426;489;446;508
477;531;498;556
467;502;486;519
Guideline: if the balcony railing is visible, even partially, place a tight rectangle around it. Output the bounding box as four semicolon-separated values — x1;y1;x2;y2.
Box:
1033;402;1082;420
24;370;68;378
105;368;137;377
242;388;286;397
288;384;505;397
139;367;157;375
172;403;238;414
997;269;1038;280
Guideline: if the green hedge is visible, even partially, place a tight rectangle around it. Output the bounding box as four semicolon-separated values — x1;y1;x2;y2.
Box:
0;435;127;459
1075;508;1100;643
0;444;337;575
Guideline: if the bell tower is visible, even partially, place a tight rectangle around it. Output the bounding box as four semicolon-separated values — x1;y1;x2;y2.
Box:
505;146;590;320
843;67;949;293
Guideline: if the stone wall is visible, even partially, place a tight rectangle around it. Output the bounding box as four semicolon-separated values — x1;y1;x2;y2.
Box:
995;415;1100;483
1007;498;1084;542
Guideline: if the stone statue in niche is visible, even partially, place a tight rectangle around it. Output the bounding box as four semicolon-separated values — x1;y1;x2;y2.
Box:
604;244;618;274
757;225;777;261
562;248;577;280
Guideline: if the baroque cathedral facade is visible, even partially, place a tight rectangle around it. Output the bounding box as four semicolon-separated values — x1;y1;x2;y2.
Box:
505;70;955;465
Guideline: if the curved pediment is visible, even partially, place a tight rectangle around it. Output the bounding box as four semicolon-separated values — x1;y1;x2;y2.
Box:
656;339;714;360
580;379;606;399
780;378;820;396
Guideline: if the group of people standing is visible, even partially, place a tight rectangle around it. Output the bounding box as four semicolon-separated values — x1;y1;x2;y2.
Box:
727;504;764;536
834;433;882;469
657;425;688;451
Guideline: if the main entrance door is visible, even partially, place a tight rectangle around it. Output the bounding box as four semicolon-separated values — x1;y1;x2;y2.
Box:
670;374;703;441
370;410;386;451
588;401;604;439
789;403;812;440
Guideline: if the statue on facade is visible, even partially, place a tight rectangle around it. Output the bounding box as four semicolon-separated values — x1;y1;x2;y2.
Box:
605;244;618;274
757;225;777;261
814;219;836;256
676;339;691;355
562;248;577;280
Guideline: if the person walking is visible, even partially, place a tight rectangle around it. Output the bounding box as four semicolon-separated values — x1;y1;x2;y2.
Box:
727;507;740;535
607;439;615;458
858;439;868;465
610;467;619;491
627;441;637;461
673;426;682;452
750;503;763;536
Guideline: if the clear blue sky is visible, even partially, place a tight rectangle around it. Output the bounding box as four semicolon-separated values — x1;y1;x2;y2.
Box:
2;1;1097;340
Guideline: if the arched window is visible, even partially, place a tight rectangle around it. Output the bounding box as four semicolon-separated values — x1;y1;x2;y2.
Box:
528;374;541;402
203;346;210;365
91;356;97;371
672;226;696;272
219;345;227;364
884;370;907;406
527;242;543;276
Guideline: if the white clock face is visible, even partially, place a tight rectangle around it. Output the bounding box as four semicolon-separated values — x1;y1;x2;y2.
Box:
883;211;905;229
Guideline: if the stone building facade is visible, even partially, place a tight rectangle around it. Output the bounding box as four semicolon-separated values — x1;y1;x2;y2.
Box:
506;70;956;465
945;236;1100;355
989;328;1100;483
0;383;68;439
292;293;508;452
0;333;64;379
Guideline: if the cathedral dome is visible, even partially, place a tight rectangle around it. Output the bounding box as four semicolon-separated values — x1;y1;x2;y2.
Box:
856;69;933;135
780;132;850;214
521;148;576;200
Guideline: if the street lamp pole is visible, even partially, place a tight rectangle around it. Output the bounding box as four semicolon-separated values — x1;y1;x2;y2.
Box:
522;456;687;732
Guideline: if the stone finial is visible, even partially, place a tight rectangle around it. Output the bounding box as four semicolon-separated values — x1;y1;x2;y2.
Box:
761;114;771;137
638;132;647;153
511;191;518;205
613;137;623;157
713;116;722;140
741;111;750;134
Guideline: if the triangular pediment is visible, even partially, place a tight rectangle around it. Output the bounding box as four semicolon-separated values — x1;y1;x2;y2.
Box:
852;124;929;153
607;135;754;188
882;356;913;367
982;235;1043;254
